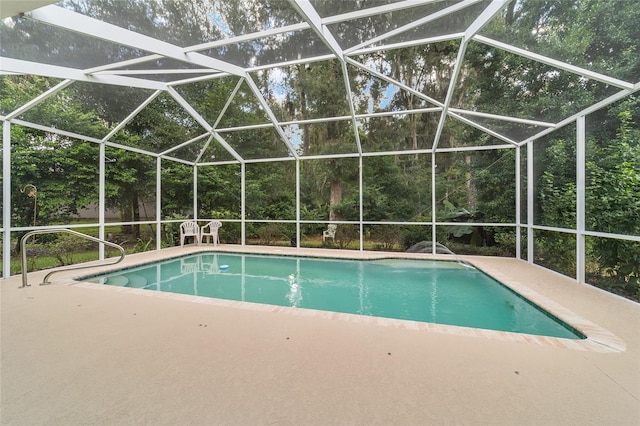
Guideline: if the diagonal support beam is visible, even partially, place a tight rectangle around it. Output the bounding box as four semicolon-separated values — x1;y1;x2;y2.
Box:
474;35;635;90
289;0;344;58
0;57;166;90
323;0;442;25
432;0;507;150
448;111;518;146
166;86;244;163
520;85;640;146
101;90;162;142
5;79;74;120
341;61;363;154
431;42;468;150
195;135;215;163
290;1;363;154
448;108;556;128
345;57;444;108
187;23;310;53
213;78;243;130
84;55;164;75
28;5;245;77
242;75;299;159
463;0;511;40
160;133;210;157
344;0;481;55
351;33;464;57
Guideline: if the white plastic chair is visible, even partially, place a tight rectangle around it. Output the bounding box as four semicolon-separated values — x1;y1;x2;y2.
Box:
323;224;337;242
201;220;222;245
180;221;200;246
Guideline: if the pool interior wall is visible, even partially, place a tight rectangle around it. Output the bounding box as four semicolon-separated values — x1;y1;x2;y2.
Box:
79;252;585;339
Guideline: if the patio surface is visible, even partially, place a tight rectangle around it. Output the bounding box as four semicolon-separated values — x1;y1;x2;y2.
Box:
2;245;639;425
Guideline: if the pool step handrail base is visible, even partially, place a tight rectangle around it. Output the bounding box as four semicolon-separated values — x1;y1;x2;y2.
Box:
20;229;126;288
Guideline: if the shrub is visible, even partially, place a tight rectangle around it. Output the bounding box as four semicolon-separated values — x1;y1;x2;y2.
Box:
333;225;359;249
371;226;402;251
45;234;93;266
210;209;241;243
256;224;281;245
401;225;432;250
162;213;189;247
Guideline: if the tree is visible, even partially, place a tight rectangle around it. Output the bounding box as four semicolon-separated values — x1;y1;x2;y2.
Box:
285;60;361;220
586;103;640;299
1;76;104;227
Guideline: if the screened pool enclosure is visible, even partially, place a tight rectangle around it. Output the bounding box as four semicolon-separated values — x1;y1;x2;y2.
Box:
1;0;639;299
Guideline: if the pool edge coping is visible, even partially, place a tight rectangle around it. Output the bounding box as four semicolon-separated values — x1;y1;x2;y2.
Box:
59;246;626;354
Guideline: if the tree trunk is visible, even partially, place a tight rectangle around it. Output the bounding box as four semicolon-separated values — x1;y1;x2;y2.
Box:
301;89;311;184
302;89;310;157
121;203;132;235
465;154;477;210
329;179;342;221
409;95;418;152
121;191;141;238
132;190;140;239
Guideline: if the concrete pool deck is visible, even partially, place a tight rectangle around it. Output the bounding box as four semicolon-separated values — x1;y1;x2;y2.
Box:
2;245;639;425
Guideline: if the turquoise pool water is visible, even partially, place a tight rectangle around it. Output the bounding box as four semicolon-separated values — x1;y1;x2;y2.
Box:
81;253;584;339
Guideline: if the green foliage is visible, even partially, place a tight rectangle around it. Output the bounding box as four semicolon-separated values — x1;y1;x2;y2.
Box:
533;102;640;294
197;165;241;219
470;151;516;223
3;77;102;227
370;226;402;251
535;231;577;278
538;170;577;228
401;225;433;251
585;106;640;297
333;225;359;249
160;162;193;218
256;224;282;246
106;147;156;237
492;230;517;256
437;200;490;248
331;197;359;222
363;155;422;222
161;213;189;247
132;238;154;254
586;110;640;234
246;162;296;220
44;235;93;266
209;209;241;244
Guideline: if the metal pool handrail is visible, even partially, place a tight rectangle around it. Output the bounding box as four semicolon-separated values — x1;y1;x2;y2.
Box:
20;229;125;288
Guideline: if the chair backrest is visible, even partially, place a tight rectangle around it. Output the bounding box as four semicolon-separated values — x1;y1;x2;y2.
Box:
180;221;199;235
207;220;222;230
328;224;337;233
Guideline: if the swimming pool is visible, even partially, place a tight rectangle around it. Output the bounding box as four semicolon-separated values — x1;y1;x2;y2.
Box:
81;252;584;339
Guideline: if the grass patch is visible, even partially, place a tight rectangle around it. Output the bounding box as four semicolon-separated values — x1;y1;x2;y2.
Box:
3;246;146;275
